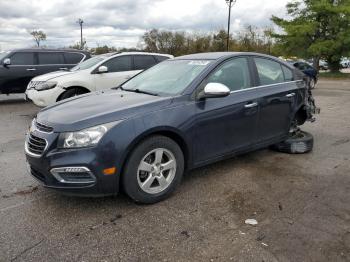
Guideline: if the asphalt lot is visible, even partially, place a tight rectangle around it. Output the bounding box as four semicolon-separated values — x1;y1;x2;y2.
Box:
0;80;349;262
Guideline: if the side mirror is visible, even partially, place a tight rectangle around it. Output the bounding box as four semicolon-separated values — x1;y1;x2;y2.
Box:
3;58;11;66
98;66;108;73
199;83;230;99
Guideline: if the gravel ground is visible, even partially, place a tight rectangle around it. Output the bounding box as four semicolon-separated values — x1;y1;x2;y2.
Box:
0;80;349;262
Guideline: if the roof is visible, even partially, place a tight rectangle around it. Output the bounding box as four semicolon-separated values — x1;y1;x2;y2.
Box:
174;52;277;60
9;48;90;54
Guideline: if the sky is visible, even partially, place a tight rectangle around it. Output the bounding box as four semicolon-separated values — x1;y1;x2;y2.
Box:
0;0;290;51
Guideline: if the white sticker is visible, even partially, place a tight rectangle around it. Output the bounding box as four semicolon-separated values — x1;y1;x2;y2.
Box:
188;60;210;66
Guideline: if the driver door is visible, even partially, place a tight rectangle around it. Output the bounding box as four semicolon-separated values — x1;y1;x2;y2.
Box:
94;55;135;90
194;57;259;163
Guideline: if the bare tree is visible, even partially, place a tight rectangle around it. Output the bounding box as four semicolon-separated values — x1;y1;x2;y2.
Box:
29;30;46;47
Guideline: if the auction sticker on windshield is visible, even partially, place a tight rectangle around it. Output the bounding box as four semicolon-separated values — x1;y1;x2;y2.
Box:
188;61;211;66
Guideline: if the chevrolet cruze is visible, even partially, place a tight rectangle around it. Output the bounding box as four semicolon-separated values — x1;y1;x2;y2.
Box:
25;52;318;204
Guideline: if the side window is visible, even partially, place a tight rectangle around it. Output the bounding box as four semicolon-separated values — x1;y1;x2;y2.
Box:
282;66;294;81
10;52;34;65
134;55;157;70
38;52;65;65
207;57;251;91
64;53;84;64
103;56;132;73
255;58;284;85
154;55;169;62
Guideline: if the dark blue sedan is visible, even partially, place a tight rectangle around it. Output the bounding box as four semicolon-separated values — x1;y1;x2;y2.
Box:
25;52;317;203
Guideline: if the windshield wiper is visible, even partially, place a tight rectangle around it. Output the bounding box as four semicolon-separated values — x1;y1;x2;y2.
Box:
122;88;159;96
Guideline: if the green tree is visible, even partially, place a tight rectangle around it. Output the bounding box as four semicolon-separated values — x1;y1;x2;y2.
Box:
29;30;46;47
271;0;350;71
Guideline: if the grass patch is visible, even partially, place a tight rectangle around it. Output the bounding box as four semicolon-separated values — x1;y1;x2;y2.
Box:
319;71;350;79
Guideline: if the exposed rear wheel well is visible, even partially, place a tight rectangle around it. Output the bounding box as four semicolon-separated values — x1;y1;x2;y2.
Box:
294;107;307;126
57;86;90;101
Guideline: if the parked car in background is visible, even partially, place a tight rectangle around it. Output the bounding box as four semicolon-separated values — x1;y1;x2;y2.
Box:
0;49;91;95
319;60;329;71
292;61;318;89
340;58;350;68
26;52;173;107
25;52;318;204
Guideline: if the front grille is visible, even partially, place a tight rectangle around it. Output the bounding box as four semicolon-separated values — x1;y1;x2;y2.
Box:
28;81;45;89
30;167;46;182
35;121;53;133
27;133;47;156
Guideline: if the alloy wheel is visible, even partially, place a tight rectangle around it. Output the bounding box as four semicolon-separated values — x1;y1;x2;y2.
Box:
137;148;177;194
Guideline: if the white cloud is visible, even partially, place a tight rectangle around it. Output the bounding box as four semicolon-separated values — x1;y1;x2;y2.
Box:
0;0;289;50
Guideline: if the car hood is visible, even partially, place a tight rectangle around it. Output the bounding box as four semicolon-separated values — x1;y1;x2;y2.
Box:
32;70;78;81
37;90;172;132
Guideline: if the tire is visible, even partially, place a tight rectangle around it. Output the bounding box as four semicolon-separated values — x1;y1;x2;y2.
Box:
58;88;87;101
272;131;314;154
122;135;184;204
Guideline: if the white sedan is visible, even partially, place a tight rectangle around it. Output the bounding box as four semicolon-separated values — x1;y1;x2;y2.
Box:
26;52;173;107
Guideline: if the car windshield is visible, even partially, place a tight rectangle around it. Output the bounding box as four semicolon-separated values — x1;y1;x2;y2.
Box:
0;51;10;61
122;60;211;95
70;56;105;71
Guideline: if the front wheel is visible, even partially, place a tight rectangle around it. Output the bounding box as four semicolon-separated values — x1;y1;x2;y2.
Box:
122;136;184;204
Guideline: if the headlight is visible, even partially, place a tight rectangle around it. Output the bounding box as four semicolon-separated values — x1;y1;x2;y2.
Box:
35;81;57;91
60;122;120;148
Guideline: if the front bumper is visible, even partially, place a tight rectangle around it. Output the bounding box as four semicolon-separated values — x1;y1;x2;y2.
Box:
25;131;120;197
26;87;65;107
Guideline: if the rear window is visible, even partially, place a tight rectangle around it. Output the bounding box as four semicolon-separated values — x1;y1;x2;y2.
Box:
255;58;284;85
282;66;294;81
134;55;157;70
64;52;84;64
154;55;169;62
38;52;65;65
10;52;34;65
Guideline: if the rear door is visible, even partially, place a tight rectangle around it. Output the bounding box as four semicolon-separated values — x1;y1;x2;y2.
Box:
253;57;297;143
2;51;36;93
93;55;134;90
36;52;66;75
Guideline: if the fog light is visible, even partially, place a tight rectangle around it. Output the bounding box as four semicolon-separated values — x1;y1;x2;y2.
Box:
103;167;116;175
51;166;96;184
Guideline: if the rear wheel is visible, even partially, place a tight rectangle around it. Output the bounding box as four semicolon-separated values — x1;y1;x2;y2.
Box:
122;136;184;204
272;130;314;154
58;88;88;101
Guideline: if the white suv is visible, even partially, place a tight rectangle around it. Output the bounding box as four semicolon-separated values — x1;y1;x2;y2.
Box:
26;52;173;107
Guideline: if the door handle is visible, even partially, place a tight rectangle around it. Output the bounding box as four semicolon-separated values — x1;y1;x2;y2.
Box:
286;92;295;97
244;102;258;108
26;68;36;71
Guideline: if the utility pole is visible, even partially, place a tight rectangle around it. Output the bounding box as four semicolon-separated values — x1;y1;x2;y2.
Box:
77;18;84;49
225;0;237;51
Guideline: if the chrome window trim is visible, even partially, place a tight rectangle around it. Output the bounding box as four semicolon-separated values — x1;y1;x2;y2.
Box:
50;166;96;184
229;80;303;94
